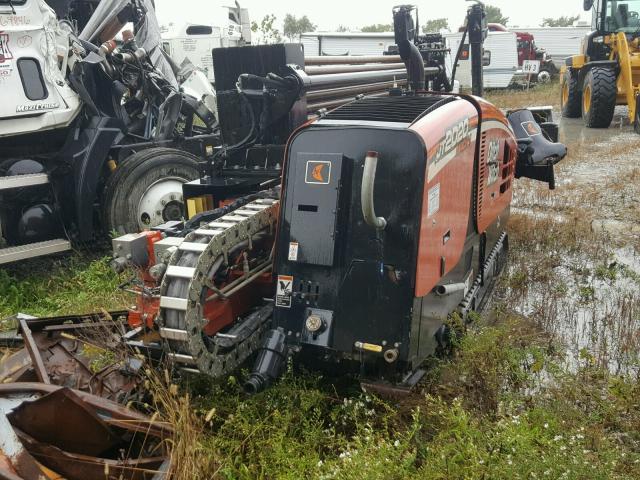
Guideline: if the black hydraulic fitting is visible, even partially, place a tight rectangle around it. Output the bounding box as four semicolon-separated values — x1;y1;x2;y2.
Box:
244;328;288;394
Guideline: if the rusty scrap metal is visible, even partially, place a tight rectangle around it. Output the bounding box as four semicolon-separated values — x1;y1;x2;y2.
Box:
0;414;43;480
0;384;172;480
1;317;144;403
0;350;36;385
18;320;50;385
8;389;122;457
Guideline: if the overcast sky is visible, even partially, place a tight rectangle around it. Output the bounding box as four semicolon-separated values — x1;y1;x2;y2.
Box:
155;0;589;31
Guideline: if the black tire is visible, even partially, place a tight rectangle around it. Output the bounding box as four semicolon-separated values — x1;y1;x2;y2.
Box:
561;69;582;118
582;67;617;128
634;97;640;134
102;148;200;234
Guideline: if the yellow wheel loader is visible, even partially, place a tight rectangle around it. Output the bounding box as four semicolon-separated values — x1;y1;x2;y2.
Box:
561;0;640;132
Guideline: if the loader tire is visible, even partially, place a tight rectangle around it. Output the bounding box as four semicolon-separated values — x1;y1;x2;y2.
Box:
102;148;200;235
582;67;617;128
634;96;640;134
561;69;582;118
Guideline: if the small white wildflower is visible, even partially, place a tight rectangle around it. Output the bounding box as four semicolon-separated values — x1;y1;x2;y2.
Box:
317;460;323;467
553;435;563;442
576;434;584;440
394;440;401;447
544;423;549;429
560;445;567;451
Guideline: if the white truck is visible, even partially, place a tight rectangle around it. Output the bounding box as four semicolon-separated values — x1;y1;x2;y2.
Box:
161;2;251;83
444;31;520;89
300;32;397;56
0;0;218;265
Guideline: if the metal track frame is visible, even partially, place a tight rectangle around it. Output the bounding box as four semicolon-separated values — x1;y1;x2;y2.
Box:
157;198;279;376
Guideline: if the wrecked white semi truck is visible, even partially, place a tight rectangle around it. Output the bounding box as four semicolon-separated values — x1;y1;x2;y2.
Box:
160;1;252;83
0;0;219;264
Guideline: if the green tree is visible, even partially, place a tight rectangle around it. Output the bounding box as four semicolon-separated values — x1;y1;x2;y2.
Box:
283;14;316;42
251;14;282;44
423;18;449;32
336;25;350;32
361;23;393;32
540;15;580;27
484;5;509;26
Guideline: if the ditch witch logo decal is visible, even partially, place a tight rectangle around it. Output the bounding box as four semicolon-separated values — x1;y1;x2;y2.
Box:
0;32;13;63
305;160;331;185
521;121;542;136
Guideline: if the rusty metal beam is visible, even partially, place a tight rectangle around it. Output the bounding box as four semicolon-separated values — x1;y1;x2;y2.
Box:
18;321;49;385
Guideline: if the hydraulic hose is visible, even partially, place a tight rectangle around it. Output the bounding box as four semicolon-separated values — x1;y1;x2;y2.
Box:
361;151;387;230
451;25;469;87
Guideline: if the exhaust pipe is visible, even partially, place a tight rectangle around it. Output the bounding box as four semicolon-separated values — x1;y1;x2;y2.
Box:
435;282;467;296
393;5;425;92
244;328;288;394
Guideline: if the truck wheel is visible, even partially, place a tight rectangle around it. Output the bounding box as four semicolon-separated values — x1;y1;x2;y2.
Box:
561;69;582;118
582;67;617;128
537;69;552;84
103;148;200;234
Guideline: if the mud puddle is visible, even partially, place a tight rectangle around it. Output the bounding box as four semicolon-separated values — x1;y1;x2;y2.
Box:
504;109;640;375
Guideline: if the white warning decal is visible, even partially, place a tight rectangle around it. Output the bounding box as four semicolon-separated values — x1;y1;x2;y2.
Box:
428;183;440;217
288;242;299;261
276;275;293;308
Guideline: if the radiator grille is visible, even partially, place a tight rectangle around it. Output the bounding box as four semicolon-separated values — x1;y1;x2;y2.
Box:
476;132;488;219
322;95;455;124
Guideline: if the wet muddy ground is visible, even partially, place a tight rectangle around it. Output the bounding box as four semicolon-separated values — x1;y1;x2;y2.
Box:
500;108;640;376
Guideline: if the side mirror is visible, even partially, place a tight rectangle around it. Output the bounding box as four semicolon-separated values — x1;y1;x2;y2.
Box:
583;0;594;11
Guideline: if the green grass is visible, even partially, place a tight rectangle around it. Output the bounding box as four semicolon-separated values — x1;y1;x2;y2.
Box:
168;319;639;479
0;252;127;324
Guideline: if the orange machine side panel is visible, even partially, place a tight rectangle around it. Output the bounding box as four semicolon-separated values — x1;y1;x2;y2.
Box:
475;100;517;234
411;99;478;298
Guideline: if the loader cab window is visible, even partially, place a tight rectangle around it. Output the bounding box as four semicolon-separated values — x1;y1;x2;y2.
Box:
0;0;26;4
604;0;640;32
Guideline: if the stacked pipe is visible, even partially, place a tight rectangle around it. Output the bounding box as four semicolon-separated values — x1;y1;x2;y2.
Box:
303;55;440;113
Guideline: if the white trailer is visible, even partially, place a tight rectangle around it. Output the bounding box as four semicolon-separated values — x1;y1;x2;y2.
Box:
444;31;519;89
301;32;396;56
161;3;251;82
518;27;591;69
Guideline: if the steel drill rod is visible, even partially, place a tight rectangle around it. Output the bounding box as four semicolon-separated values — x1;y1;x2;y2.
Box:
306;68;439;90
306;63;406;75
306;55;402;65
306;80;407;101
